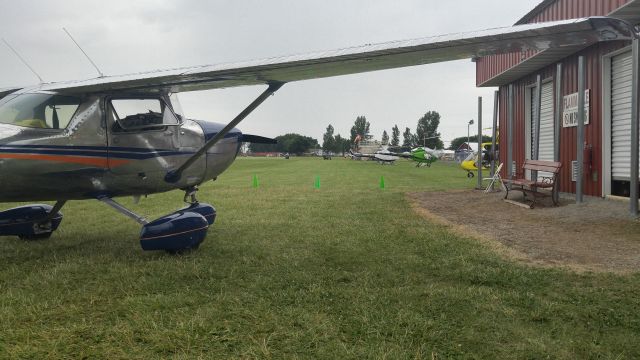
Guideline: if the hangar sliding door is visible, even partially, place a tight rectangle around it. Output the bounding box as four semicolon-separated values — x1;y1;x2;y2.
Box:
529;81;554;179
611;50;633;184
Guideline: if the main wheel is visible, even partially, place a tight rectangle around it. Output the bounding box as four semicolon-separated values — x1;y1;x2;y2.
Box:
467;172;474;178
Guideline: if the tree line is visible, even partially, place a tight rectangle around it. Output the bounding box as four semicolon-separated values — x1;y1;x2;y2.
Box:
248;133;318;154
247;109;451;155
322;110;445;154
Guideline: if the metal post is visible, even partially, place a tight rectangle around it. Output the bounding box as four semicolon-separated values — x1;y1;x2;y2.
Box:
576;56;586;204
532;74;542;181
490;90;499;191
534;75;542;161
554;63;563;204
630;39;639;216
477;96;483;189
507;84;514;180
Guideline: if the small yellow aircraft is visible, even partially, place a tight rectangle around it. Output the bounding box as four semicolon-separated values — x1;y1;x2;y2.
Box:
460;142;497;178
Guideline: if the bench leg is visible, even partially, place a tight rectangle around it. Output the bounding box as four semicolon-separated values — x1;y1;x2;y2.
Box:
529;189;537;209
552;184;559;206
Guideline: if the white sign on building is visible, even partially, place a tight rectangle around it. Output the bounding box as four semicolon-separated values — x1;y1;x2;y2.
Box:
562;89;590;127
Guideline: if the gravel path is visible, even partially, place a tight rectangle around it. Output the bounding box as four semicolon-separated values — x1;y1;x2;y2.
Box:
409;190;640;273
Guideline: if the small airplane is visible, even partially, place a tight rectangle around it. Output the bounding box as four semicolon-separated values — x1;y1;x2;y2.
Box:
403;147;439;167
349;148;398;164
0;17;632;252
460;142;496;178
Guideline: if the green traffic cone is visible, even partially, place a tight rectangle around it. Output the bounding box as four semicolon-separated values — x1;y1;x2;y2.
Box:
379;176;385;189
314;176;320;189
252;174;259;188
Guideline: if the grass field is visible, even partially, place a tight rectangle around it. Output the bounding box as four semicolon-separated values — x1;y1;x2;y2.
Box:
1;157;639;359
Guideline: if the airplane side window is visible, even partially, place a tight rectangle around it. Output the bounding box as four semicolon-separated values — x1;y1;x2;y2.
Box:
0;93;82;129
111;98;179;131
44;104;80;129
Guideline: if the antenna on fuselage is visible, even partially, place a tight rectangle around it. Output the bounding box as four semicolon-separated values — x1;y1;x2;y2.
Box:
62;27;104;78
2;38;44;83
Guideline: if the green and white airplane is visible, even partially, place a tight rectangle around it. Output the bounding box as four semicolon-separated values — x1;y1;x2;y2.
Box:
403;147;438;167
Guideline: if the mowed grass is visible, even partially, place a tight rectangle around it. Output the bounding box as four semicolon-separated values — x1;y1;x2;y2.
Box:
1;157;639;359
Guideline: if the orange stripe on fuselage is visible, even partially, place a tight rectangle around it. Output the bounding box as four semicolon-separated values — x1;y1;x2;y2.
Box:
0;153;130;168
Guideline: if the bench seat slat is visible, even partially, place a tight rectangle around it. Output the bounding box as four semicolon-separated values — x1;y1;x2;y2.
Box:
505;179;536;186
526;160;562;167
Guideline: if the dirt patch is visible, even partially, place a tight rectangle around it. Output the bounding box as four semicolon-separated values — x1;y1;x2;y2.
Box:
408;190;640;273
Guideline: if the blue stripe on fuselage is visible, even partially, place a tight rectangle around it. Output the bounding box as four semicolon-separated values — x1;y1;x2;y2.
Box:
0;144;194;159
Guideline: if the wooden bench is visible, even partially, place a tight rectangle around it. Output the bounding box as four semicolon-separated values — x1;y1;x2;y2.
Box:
503;160;562;208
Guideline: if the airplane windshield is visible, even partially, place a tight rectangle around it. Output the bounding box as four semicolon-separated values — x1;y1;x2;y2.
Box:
0;93;82;129
464;152;477;162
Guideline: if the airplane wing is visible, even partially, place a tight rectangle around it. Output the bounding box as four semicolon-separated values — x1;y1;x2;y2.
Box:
0;87;21;98
34;17;633;94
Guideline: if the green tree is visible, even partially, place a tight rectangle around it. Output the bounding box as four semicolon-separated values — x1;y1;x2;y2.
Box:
333;134;343;154
381;130;389;145
402;127;413;147
248;141;275;153
322;124;335;151
391;125;400;146
289;136;311;154
333;134;350;155
415;111;444;149
350;115;370;142
249;133;318;154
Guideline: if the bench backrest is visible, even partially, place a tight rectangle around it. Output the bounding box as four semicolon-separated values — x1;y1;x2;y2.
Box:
523;160;562;174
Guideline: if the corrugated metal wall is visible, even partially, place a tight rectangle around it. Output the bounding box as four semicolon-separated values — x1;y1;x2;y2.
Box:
476;0;631;85
525;0;630;22
497;42;630;196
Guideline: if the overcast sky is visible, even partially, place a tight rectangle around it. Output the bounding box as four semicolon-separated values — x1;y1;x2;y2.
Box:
0;0;541;147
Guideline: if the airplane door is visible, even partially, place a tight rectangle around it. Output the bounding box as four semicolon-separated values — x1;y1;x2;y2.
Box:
106;97;182;177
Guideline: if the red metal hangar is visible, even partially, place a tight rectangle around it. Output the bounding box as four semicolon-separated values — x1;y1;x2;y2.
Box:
476;0;640;206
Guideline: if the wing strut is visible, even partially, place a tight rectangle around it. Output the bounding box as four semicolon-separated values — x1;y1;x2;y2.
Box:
165;81;285;183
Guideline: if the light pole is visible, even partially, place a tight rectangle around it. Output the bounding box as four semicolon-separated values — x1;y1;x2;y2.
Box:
467;119;474;151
